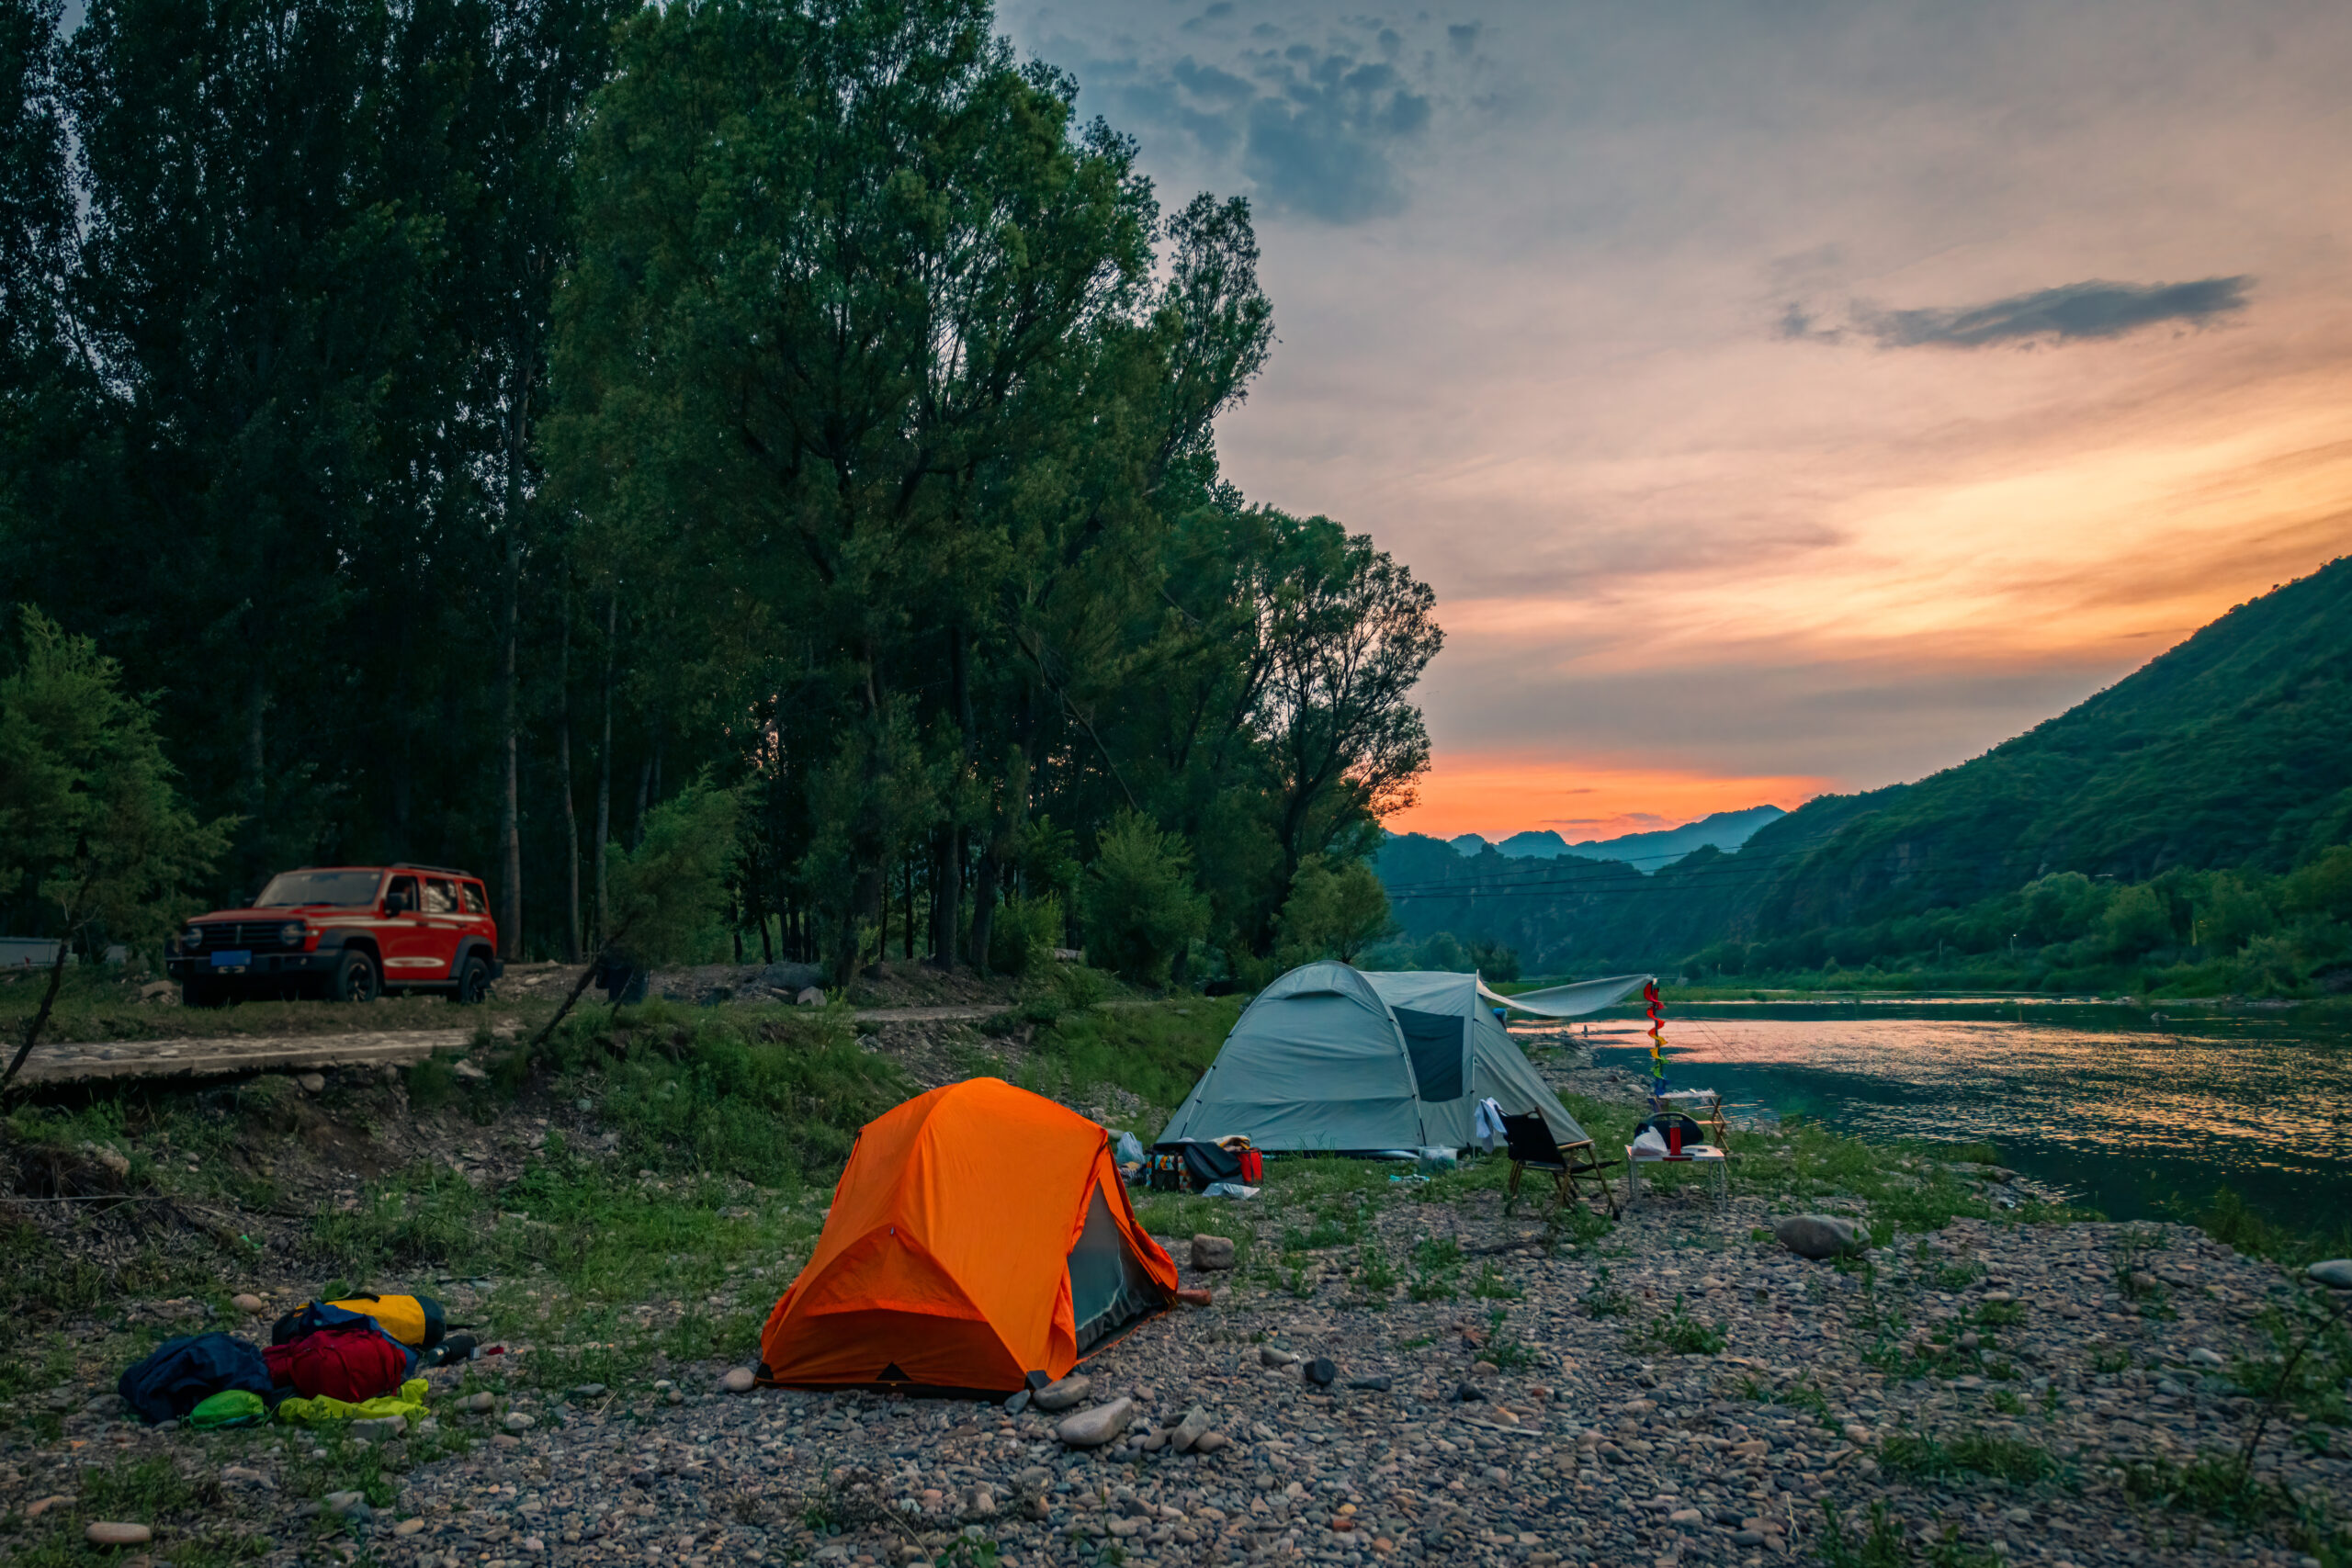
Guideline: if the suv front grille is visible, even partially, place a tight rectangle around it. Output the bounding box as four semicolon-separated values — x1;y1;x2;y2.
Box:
187;922;302;953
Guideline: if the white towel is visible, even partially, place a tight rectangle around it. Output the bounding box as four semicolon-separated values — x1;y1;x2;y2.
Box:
1471;1097;1508;1153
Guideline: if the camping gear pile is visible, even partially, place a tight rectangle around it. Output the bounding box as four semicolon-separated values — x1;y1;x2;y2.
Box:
758;1078;1177;1393
116;1292;458;1427
1141;1135;1260;1192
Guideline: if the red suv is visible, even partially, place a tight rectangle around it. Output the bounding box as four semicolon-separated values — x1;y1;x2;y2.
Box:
166;864;503;1006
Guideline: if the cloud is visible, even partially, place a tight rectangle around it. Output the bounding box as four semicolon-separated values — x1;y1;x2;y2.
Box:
1851;276;2255;349
1239;54;1433;221
1446;22;1480;56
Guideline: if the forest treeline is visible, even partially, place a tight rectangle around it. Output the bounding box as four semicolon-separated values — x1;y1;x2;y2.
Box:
0;0;1436;985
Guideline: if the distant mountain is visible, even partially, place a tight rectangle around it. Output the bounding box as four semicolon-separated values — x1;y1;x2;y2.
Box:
1736;553;2352;931
1444;806;1786;871
1376;557;2352;969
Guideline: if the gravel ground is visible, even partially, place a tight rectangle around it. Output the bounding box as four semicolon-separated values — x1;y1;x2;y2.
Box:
12;1173;2347;1568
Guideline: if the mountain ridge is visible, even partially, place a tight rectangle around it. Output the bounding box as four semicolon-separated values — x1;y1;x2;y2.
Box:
1376;555;2352;970
1442;804;1786;871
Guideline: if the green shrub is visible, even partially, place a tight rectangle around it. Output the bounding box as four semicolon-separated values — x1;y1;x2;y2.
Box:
987;893;1065;976
1274;854;1391;965
1080;811;1209;986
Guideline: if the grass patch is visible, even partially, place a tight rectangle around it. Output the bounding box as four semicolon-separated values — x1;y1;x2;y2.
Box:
1012;984;1238;1115
1627;1293;1727;1356
1408;1236;1464;1302
1580;1264;1634;1319
1468;1261;1521;1300
1479;1307;1541;1371
1877;1428;2062;1487
0;1453;270;1568
1817;1500;2004;1568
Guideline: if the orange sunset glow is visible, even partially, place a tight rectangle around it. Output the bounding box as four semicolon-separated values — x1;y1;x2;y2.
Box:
1385;760;1825;845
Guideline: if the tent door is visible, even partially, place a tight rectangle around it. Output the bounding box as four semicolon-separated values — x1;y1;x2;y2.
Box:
1068;1186;1158;1353
1392;1007;1465;1101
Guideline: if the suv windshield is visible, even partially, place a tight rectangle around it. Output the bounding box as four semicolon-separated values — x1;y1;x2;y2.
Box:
254;870;382;908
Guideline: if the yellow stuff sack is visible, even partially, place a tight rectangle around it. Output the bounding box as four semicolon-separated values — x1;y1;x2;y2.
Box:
321;1293;445;1348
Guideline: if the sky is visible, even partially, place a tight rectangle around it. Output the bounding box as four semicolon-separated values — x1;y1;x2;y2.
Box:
998;0;2352;842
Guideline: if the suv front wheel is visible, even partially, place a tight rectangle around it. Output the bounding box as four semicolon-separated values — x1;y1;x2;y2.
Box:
330;950;380;1003
453;955;490;1005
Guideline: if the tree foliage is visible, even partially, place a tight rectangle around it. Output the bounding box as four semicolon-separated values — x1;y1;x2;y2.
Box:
0;0;1434;992
0;607;229;1085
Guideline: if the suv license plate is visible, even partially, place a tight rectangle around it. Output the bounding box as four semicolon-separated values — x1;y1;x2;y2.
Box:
209;950;252;969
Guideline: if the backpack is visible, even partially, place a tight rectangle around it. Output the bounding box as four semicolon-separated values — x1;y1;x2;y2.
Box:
274;1292;444;1349
117;1334;274;1426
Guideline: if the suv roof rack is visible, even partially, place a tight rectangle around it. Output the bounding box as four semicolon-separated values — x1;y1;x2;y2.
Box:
388;862;476;878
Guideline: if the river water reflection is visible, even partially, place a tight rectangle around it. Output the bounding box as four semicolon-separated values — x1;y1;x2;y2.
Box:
1579;1011;2352;1229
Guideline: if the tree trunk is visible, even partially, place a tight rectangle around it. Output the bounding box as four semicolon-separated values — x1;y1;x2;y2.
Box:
0;935;70;1093
970;852;999;976
497;526;523;961
632;756;651;849
243;660;267;890
557;587;581;963
901;858;914;960
594;593;616;941
751;853;773;964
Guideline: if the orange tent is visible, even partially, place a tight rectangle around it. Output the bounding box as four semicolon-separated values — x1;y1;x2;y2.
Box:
756;1078;1179;1392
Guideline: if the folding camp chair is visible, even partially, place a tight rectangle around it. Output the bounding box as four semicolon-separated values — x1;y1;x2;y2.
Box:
1500;1113;1621;1220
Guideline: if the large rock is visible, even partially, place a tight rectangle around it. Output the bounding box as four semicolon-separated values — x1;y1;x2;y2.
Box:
348;1416;406;1439
718;1368;757;1393
796;987;825;1007
1191;1234;1237;1270
85;1522;152;1547
1032;1373;1091;1413
1772;1214;1871;1259
758;961;825;992
2307;1258;2352;1289
1170;1407;1213;1452
1056;1397;1136;1449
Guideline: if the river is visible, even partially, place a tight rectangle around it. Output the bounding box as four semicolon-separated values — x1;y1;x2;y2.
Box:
1575;1008;2352;1232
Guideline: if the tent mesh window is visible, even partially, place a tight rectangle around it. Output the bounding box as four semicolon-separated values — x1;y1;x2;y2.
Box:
1068;1187;1159;1352
1392;1007;1465;1102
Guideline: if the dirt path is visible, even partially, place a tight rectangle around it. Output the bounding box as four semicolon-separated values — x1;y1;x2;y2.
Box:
849;1003;1000;1023
15;997;1002;1085
15;1028;472;1084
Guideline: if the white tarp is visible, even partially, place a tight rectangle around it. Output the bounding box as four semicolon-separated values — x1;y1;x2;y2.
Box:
1476;972;1653;1018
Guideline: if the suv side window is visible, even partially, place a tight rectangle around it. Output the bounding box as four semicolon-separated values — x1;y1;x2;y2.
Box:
423;878;458;916
385;874;420;914
458;882;487;916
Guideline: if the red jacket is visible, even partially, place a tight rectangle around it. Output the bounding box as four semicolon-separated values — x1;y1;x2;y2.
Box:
264;1323;409;1402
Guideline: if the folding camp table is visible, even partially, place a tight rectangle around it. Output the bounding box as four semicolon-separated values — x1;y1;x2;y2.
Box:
1648;1088;1732;1148
1623;1143;1732;1213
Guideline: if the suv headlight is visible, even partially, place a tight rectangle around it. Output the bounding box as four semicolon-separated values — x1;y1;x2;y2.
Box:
279;922;305;947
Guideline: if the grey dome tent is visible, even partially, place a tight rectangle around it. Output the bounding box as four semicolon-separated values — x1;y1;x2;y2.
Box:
1158;962;1648;1153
